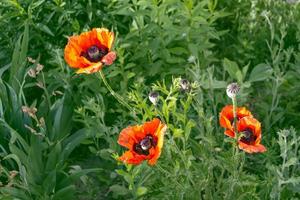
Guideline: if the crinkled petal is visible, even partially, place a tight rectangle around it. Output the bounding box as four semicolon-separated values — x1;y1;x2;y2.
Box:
76;62;103;74
95;28;115;50
237;117;261;139
224;129;235;138
238;142;266;153
143;118;161;137
118;125;146;150
118;151;147;165
148;122;167;165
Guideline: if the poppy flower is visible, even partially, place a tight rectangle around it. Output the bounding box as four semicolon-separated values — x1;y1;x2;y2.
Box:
64;28;116;74
237;117;266;153
118;118;167;165
219;105;252;137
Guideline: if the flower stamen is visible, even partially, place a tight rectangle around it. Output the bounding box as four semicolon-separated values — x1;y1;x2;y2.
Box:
240;128;257;144
82;45;109;62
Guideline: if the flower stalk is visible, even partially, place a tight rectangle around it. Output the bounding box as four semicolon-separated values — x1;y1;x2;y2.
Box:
232;96;239;153
226;82;240;154
98;70;132;112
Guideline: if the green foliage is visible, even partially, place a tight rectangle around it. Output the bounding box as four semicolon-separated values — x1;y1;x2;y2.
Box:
269;128;300;200
1;0;300;199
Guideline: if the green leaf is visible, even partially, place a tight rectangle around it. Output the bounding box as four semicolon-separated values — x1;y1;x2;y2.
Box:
136;186;148;196
283;157;298;168
173;128;184;138
109;185;129;197
115;169;132;184
36;23;54;36
0;187;29;200
249;63;273;82
3;154;22;172
61;129;88;162
0;119;29;152
52;185;75;200
185;120;196;141
45;142;61;171
42;170;57;194
9;21;29;83
223;58;240;80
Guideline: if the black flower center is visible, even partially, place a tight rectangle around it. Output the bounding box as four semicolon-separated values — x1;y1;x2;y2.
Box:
133;134;157;155
240;128;257;144
81;45;108;62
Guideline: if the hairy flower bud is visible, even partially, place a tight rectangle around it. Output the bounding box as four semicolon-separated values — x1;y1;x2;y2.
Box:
226;83;240;99
180;79;190;91
149;91;159;105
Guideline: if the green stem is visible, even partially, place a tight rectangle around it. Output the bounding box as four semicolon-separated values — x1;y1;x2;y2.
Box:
156;164;183;188
98;70;132;112
232;96;239;155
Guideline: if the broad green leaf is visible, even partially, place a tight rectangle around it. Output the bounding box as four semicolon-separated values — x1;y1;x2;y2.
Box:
61;129;88;161
52;185;75;200
223;58;240;80
109;185;129;197
249;63;273;82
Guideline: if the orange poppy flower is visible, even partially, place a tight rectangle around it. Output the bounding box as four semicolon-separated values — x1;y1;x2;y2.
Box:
219;105;252;137
118;118;167;165
64;28;116;74
237;117;266;153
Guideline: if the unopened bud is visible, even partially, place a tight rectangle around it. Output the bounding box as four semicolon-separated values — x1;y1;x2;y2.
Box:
226;83;240;99
36;64;44;74
180;79;190;91
149;91;159;105
28;69;36;78
21;106;37;118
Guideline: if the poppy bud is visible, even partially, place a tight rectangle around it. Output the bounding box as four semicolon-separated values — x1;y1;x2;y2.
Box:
226;82;240;99
149;91;159;105
187;55;196;63
180;79;190;91
27;68;36;78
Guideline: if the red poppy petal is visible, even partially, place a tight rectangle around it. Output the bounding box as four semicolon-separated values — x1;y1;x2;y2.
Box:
118;126;141;150
148;122;167;165
237;117;261;138
237;107;253;119
143;118;161;137
238;142;266;153
220;115;233;130
224;129;235;138
76;62;103;74
76;29;99;51
118;151;146;165
95;28;115;50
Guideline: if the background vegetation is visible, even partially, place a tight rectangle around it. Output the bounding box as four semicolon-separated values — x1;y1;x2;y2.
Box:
0;0;299;199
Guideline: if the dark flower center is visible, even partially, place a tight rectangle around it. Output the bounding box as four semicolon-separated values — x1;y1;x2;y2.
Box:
240;128;257;144
81;45;108;62
134;134;157;155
